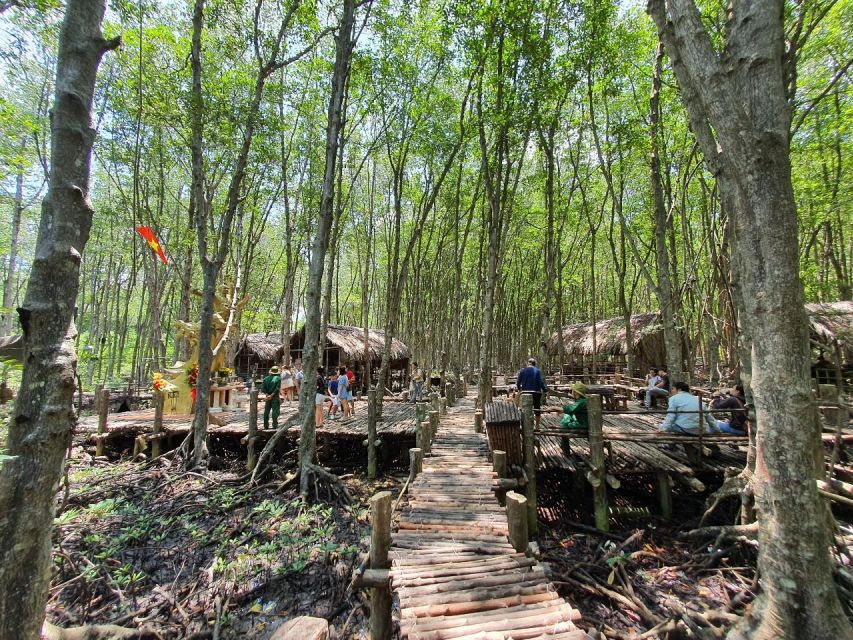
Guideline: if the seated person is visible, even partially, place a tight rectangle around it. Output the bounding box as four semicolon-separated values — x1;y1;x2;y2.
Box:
645;368;670;408
659;381;718;435
710;384;748;435
549;382;588;456
549;382;589;430
637;367;660;404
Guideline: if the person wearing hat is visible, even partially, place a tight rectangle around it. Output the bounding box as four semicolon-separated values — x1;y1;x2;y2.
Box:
261;366;282;430
549;382;589;456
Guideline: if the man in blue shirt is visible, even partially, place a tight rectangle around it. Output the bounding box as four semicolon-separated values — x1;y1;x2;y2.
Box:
659;381;718;435
516;357;548;428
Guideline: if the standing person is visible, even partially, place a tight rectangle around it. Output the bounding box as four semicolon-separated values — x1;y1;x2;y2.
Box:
517;357;548;428
411;361;424;403
345;364;356;414
710;384;748;434
337;366;352;418
645;367;670;408
659;381;718;435
327;369;340;421
314;367;326;427
295;363;304;395
280;365;295;403
261;366;282;430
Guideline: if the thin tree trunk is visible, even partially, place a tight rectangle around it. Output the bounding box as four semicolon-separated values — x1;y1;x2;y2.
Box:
0;1;118;635
1;168;24;336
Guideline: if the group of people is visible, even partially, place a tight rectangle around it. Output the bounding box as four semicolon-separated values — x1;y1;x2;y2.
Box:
260;363;358;430
512;357;748;445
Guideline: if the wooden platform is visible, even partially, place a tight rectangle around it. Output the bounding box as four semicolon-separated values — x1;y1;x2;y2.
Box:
76;400;418;445
391;400;592;639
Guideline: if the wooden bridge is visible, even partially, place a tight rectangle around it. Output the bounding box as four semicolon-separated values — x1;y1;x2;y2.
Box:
384;397;593;639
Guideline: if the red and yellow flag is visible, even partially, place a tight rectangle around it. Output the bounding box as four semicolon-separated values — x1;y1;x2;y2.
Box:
135;226;168;264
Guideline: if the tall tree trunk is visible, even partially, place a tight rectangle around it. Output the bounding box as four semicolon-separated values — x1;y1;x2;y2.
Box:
1;168;24;336
649;1;852;637
650;42;683;381
0;0;118;635
296;0;355;498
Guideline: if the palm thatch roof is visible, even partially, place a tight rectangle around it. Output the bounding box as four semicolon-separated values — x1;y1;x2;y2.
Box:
238;333;285;362
548;312;663;356
0;334;23;363
806;301;853;355
291;324;411;362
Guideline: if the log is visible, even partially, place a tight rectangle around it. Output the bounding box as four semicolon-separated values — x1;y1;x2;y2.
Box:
506;491;528;553
410;447;423;480
520;394;538;536
493;450;507;478
369;491;392;640
151;389;164;459
96;388;109;457
587;394;609;531
270;617;329;640
246;388;259;471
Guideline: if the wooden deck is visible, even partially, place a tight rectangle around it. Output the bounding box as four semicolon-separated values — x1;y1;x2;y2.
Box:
76;400;418;444
391;399;592;639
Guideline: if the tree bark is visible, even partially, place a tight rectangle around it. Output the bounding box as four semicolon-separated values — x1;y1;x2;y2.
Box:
648;1;852;637
297;0;355;498
0;0;118;635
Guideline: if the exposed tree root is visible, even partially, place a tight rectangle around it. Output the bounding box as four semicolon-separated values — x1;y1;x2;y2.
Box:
699;467;752;527
299;463;352;505
43;621;160;640
248;415;302;484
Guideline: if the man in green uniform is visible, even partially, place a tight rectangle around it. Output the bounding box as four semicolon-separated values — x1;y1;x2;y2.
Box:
549;382;589;456
262;366;282;430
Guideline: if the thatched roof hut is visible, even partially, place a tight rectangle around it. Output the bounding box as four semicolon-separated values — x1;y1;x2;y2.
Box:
806;301;853;362
0;334;23;363
548;312;666;374
234;333;285;379
290;324;411;370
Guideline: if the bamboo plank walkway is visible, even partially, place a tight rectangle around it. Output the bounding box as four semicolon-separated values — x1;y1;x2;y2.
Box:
391;398;593;639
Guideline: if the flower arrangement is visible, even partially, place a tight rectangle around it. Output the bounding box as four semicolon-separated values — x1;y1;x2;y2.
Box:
186;363;199;388
217;367;233;378
152;372;168;391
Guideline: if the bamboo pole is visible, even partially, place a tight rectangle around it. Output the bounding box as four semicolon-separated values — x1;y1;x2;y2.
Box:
369;491;392;640
95;388;109;457
368;388;378;480
506;491;528;553
151;389;164;459
520;394;538;537
587;394;609;531
246;387;259;471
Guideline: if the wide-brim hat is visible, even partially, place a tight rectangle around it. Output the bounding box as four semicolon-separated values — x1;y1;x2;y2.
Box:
269;366;281;375
571;382;588;397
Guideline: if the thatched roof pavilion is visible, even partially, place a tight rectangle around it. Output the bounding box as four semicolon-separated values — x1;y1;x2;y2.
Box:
806;301;853;363
548;312;666;374
233;333;286;379
290;324;411;370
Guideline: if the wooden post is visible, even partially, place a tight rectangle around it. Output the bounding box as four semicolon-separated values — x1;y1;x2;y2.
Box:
431;391;439;414
474;410;484;434
429;410;439;450
420;421;431;455
94;383;104;413
368;388;378;480
656;471;672;518
95;388;109;457
151;389;164;459
445;381;455;407
587;394;609;531
369;491;392;640
440;396;447;415
247;388;259;471
506;491;528;553
493;449;507;478
409;447;423;480
519;394;538;537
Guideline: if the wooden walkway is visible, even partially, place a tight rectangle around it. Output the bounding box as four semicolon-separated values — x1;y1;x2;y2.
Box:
391;399;592;639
